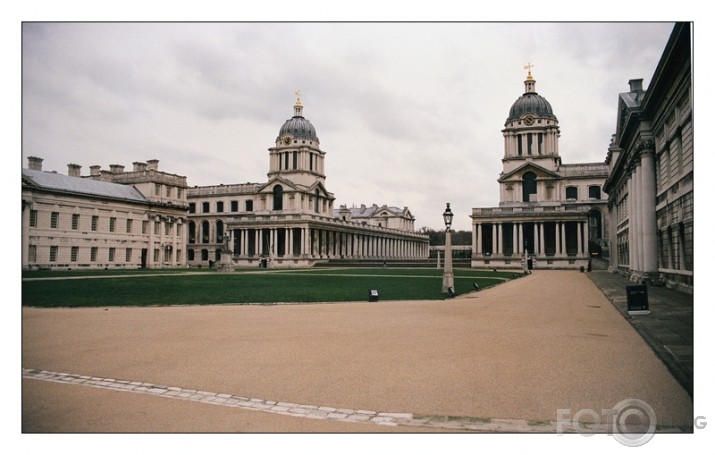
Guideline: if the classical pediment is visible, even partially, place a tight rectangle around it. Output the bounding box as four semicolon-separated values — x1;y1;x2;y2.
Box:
498;162;561;183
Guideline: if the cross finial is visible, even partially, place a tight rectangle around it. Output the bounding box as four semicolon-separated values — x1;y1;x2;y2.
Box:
523;62;534;80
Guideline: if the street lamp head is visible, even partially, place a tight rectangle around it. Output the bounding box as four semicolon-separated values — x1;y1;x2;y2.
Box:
443;203;454;229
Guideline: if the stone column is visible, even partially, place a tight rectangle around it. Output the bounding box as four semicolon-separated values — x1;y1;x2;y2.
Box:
539;222;545;256
497;223;503;256
640;143;658;274
633;164;642;272
533;223;538;255
475;223;482;255
512;224;518;256
491;224;497;255
577;220;583;256
555;222;561;256
560;222;566;257
517;223;523;255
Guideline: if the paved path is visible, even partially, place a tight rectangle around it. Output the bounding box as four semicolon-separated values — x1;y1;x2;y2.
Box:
22;270;693;433
587;271;693;396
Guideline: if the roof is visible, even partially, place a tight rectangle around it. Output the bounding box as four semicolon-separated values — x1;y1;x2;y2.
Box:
334;204;411;219
22;168;148;203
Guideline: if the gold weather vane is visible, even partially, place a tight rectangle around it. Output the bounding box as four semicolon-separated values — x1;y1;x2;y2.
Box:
523;62;534;80
295;90;302;106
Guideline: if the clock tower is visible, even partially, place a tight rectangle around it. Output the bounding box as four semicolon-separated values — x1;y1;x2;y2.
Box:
268;91;327;188
501;65;561;175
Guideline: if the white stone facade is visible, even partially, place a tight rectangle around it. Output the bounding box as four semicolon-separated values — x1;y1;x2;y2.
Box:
471;70;609;270
604;23;693;292
186;97;429;268
22;158;189;270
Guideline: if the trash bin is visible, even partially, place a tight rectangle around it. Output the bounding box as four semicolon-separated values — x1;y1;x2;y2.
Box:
626;285;650;314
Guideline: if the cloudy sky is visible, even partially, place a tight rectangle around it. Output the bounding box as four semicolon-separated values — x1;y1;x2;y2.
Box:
22;21;676;231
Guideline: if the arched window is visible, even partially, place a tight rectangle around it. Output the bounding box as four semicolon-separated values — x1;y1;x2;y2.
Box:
273;185;283;211
522;172;537;202
188;221;196;244
588;209;602;240
201;220;210;243
216;220;224;243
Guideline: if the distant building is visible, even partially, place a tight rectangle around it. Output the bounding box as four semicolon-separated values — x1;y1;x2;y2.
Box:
470;67;609;269
603;22;693;292
22;158;188;270
186;94;429;267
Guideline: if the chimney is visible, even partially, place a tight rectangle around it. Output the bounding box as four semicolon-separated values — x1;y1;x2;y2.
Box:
100;170;113;181
67;163;82;177
628;79;643;92
27;156;43;171
133;161;147;172
109;164;125;174
89;165;101;177
146;159;159;171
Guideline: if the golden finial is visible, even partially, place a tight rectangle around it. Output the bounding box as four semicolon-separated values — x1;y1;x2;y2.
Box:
295;90;302;106
523;62;534;80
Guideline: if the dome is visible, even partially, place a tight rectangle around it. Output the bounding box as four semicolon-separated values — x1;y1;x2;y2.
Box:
279;115;318;141
506;92;557;123
278;94;319;142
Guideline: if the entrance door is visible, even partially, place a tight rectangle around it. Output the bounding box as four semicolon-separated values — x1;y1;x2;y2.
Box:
140;248;147;268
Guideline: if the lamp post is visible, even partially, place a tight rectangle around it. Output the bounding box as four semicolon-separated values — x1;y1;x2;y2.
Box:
442;203;454;293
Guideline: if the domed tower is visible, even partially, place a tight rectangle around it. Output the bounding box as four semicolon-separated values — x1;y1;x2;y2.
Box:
268;91;327;187
501;65;561;174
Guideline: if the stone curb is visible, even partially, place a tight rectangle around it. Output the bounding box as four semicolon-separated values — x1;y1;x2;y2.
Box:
22;368;687;433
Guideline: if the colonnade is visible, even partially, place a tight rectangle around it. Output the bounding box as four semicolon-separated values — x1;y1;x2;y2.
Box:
472;219;588;257
231;225;428;260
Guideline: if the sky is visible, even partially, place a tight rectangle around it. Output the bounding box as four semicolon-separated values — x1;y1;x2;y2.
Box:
20;21;676;232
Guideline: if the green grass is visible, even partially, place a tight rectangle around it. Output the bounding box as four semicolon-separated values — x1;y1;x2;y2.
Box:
22;268;518;308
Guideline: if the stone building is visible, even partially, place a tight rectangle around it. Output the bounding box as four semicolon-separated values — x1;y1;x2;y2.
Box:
603;22;693;292
186;94;429;267
22;157;189;270
470;67;609;269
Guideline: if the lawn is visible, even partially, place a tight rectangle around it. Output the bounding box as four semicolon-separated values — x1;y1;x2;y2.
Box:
21;268;519;307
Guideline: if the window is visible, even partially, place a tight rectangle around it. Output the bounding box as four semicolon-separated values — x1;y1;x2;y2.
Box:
142;220;148;234
153;249;160;263
72;214;79;230
245;200;253;212
50;246;58;262
202;202;210;213
28;245;36;262
165;222;171;236
189;203;196;214
588;186;601;200
109;248;115;262
176;224;182;237
216;220;224;242
273;185;283;211
92;215;98;231
522;172;537;202
126;219;133;233
126;248;132;262
30;210;37;227
188;249;195;261
188;221;196;243
231;201;238;212
202;221;210;243
217;201;224;213
166;186;172;197
155;183;160;196
177;188;183;199
71;246;79;262
314;190;320;212
109;217;116;232
201;249;209;261
154;221;160;235
51;212;59;228
565;186;578;200
91;247;98;262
